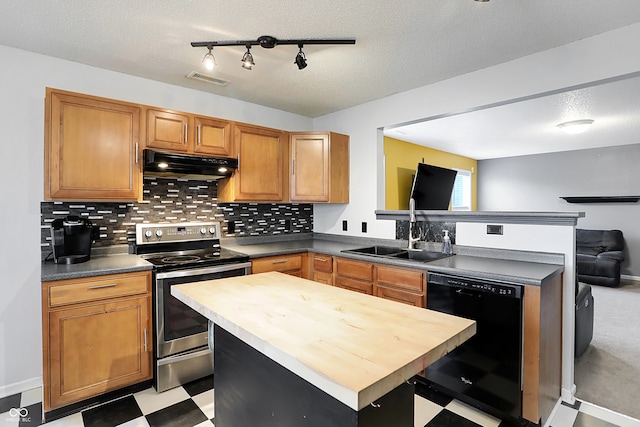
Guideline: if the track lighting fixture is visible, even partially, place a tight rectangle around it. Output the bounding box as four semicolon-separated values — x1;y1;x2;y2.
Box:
294;45;307;70
191;35;355;71
202;46;216;71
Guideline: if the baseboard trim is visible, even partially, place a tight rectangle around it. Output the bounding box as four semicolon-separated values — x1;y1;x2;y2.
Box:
0;377;42;399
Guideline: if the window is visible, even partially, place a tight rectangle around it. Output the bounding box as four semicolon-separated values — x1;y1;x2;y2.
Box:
451;169;472;211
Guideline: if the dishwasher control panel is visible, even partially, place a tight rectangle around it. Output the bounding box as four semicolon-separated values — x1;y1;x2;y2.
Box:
428;273;522;298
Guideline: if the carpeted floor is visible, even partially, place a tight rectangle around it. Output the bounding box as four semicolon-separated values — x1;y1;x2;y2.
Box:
574;280;640;421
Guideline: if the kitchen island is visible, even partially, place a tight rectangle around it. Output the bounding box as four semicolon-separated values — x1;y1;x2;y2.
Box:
172;271;476;426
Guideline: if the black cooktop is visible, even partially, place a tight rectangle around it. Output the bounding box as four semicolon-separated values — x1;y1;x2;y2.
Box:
140;247;250;271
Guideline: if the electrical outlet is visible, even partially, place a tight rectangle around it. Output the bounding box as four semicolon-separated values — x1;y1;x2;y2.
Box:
284;219;291;231
342;220;348;231
361;222;367;233
487;224;503;235
228;220;235;234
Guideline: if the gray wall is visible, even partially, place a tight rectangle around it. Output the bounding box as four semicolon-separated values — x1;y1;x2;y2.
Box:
478;144;640;277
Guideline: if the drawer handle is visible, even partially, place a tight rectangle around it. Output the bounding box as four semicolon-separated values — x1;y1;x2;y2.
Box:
272;260;289;264
314;258;328;262
88;283;118;290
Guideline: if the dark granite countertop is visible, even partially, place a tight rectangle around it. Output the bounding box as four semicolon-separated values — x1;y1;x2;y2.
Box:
224;237;563;286
41;235;563;286
41;253;153;282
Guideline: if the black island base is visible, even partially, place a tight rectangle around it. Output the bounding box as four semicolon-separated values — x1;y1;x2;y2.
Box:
213;325;415;427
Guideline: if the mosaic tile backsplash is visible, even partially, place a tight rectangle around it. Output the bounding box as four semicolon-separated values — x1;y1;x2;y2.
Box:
41;176;313;256
396;220;456;244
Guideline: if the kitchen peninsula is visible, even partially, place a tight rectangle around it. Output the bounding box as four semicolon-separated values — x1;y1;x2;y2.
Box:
172;271;476;427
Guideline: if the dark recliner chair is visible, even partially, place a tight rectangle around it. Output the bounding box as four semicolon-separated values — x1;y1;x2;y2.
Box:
575;281;594;357
576;229;625;287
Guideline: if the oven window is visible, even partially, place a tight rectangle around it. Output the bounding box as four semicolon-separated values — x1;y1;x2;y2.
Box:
162;268;247;342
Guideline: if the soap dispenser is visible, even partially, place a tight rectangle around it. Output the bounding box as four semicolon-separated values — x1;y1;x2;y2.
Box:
442;230;453;255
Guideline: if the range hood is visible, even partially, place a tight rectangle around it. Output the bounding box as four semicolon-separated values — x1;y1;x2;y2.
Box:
143;149;238;179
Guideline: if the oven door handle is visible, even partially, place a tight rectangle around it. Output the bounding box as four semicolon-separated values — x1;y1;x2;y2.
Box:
155;261;252;279
157;348;212;366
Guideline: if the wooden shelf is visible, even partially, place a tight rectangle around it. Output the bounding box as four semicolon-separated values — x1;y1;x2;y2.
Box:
560;196;640;204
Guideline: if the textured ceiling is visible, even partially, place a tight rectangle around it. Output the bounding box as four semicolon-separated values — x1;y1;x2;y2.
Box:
2;1;640;159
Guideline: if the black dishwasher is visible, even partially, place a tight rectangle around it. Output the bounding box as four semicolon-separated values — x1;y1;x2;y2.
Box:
422;272;524;419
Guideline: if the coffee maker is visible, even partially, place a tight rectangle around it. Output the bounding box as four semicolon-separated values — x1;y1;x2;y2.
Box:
50;216;99;264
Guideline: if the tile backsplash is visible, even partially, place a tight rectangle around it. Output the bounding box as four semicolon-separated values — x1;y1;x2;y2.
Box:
41;176;313;256
396;220;456;243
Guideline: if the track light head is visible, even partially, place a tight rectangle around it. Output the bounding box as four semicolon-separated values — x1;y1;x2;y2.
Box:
241;45;255;70
202;46;216;71
295;45;307;70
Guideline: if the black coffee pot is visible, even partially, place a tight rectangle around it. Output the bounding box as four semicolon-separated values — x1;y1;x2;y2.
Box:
50;216;99;264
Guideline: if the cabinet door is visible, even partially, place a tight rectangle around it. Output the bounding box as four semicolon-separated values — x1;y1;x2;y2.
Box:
47;296;151;409
193;116;233;157
146;109;190;152
290;133;330;202
45;89;140;201
335;277;373;295
231;124;288;201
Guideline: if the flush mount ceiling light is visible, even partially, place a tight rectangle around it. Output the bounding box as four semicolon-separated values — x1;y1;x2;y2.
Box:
202;46;216;71
557;119;595;135
191;35;355;71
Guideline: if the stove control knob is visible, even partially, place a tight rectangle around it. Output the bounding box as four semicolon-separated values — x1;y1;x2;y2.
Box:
200;227;207;236
155;229;163;238
144;230;152;239
209;227;217;236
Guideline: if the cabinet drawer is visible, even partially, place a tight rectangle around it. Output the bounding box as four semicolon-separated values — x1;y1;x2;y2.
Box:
252;254;303;274
376;265;424;292
335;258;374;281
335;277;373;295
313;271;333;286
376;285;424;307
48;271;151;307
312;254;333;273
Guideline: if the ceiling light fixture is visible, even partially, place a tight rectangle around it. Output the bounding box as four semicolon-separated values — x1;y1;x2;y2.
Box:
557;119;595;135
241;45;255;70
294;45;307;70
191;35;355;71
202;46;216;71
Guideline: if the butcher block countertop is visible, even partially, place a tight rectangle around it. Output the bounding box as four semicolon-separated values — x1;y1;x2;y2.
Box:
172;271;476;411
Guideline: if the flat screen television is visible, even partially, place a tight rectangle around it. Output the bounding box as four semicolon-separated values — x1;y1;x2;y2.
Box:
410;163;458;210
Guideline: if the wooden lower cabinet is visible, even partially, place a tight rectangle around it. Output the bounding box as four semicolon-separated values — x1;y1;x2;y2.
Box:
376;264;425;308
252;253;307;277
309;253;333;286
42;271;152;412
334;258;375;295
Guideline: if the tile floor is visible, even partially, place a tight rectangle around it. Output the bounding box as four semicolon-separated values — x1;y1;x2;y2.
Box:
2;376;639;427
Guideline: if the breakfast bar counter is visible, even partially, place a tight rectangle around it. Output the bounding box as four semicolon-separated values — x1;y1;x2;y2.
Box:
172;272;475;426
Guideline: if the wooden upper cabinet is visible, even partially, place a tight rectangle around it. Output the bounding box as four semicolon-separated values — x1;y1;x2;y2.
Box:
146;109;234;157
290;132;349;203
218;123;289;202
193;116;233;157
146;109;190;152
45;88;141;201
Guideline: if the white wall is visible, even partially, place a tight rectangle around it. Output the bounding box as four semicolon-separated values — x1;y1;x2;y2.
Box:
0;44;312;397
478;145;640;277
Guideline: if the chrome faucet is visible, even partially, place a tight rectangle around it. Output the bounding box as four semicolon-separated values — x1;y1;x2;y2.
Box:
408;198;420;250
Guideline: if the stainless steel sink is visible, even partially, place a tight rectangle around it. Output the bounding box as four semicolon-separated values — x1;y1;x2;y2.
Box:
342;245;407;256
390;250;452;262
341;246;452;263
